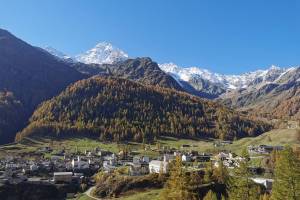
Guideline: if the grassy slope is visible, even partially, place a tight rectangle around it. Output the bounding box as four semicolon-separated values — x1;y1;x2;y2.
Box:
158;129;300;154
120;189;161;200
0;136;160;159
70;189;161;200
228;128;300;154
1;129;299;159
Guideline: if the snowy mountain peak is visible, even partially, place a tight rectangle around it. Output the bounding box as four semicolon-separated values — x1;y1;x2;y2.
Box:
75;42;128;64
94;42;113;49
269;65;280;70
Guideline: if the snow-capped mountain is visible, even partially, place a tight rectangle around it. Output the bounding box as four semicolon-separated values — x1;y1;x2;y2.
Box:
44;42;129;65
159;63;296;91
44;46;74;62
75;42;128;64
43;43;299;104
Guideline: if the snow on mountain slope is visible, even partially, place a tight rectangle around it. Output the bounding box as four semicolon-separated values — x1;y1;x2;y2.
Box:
44;43;298;98
44;42;129;65
44;46;74;62
159;63;296;91
75;42;128;64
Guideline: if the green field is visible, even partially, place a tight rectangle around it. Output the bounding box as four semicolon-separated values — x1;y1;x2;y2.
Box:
69;189;161;200
70;194;94;200
0;136;161;159
156;128;300;154
120;189;161;200
228;128;300;154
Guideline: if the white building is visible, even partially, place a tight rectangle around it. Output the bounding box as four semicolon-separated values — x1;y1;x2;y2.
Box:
71;156;89;169
182;154;192;162
149;155;170;173
30;164;38;171
149;160;169;173
215;152;233;161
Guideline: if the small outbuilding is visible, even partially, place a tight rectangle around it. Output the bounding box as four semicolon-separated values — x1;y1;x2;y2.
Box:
53;172;73;183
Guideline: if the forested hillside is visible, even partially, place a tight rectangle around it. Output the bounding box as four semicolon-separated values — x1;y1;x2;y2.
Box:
16;77;271;142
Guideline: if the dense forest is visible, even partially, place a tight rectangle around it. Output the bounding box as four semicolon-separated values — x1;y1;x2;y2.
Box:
16;77;271;142
252;95;300;120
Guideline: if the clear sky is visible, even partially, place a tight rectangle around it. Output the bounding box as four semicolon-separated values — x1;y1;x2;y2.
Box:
0;0;300;74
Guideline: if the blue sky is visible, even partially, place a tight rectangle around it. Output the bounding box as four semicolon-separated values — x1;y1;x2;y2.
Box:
0;0;300;74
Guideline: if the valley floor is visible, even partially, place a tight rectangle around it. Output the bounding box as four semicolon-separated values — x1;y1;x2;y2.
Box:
1;128;299;159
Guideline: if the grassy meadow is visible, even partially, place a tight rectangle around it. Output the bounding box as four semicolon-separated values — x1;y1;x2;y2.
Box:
0;128;299;159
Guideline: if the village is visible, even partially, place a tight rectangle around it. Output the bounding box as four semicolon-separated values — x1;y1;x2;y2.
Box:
0;141;284;198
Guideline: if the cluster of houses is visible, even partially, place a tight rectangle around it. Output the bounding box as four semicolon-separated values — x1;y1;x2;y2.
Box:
248;145;284;154
0;143;285;194
0;145;215;186
100;148;212;176
0;147;107;185
213;152;244;168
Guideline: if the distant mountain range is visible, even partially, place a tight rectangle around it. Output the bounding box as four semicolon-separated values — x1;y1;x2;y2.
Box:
44;42;300;119
44;44;300;120
221;67;300;120
44;45;182;90
45;44;299;97
0;27;298;144
159;63;295;92
162;64;300;120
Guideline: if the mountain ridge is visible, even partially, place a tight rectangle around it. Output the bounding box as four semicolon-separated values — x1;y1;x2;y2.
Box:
44;45;299;100
0;28;85;144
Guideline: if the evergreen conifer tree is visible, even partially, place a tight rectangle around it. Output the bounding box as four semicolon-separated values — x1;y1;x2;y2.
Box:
160;156;194;200
203;190;218;200
271;146;300;200
229;149;261;200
